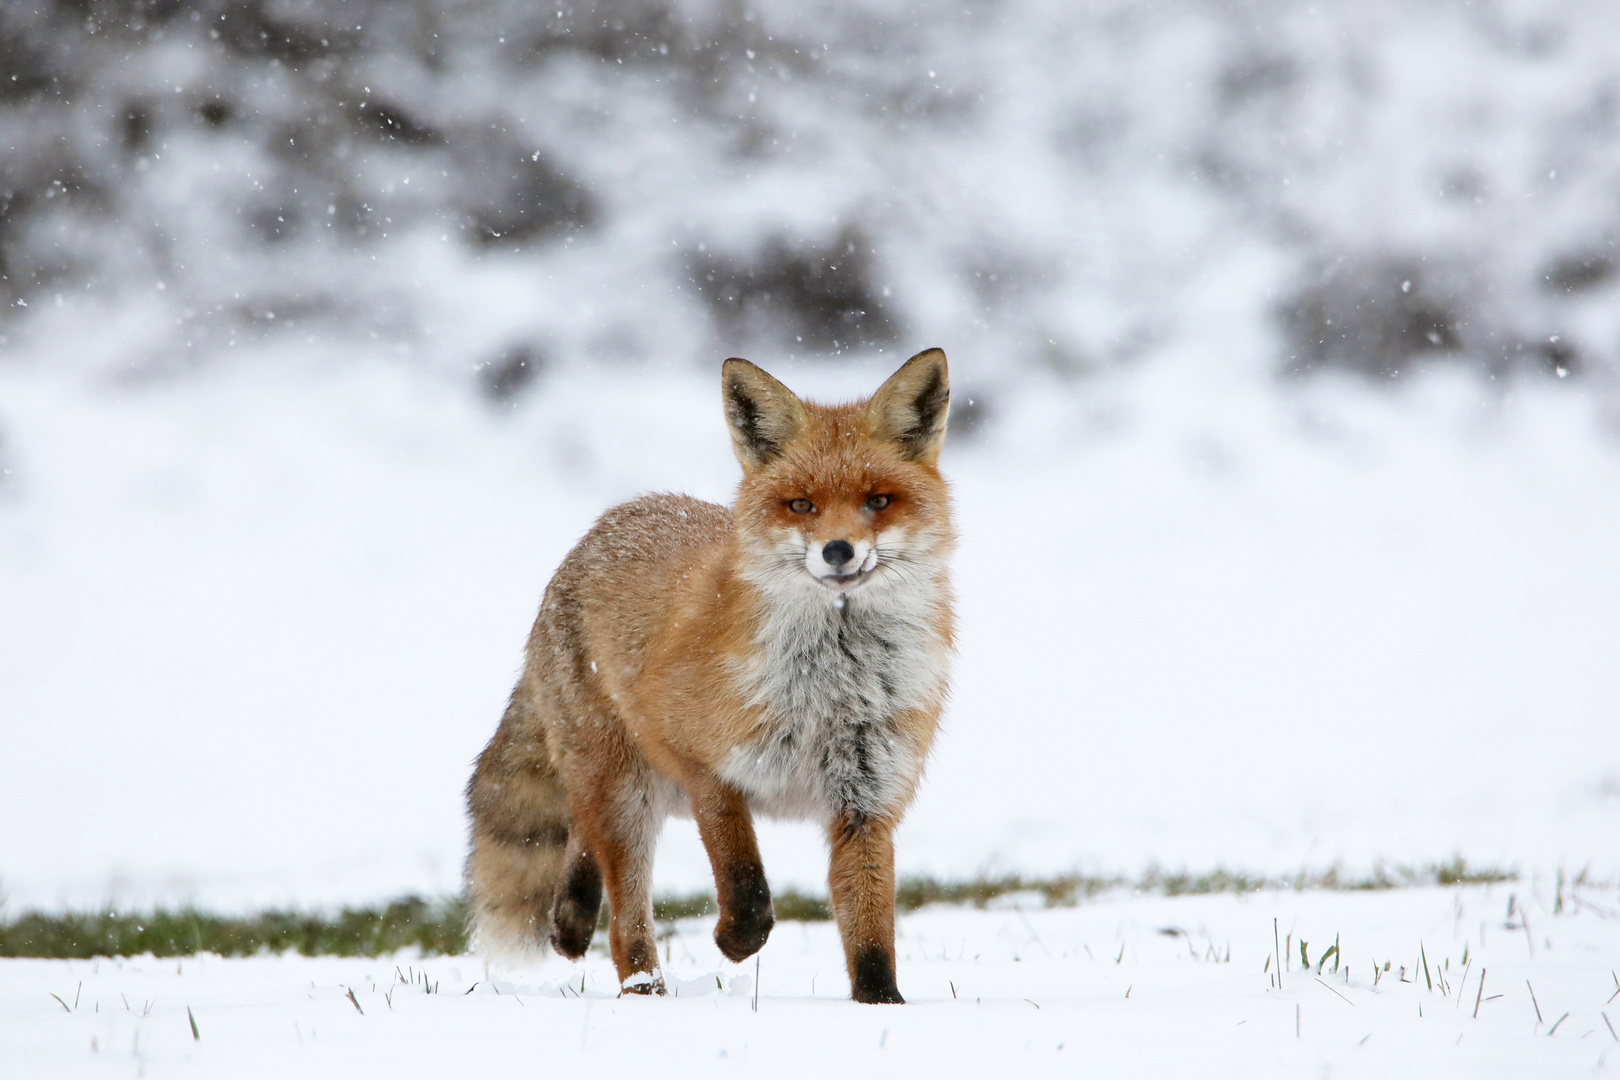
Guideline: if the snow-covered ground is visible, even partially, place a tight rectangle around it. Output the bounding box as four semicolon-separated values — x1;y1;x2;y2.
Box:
5;884;1619;1077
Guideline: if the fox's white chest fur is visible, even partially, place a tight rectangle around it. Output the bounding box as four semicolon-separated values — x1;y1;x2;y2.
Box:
722;562;950;820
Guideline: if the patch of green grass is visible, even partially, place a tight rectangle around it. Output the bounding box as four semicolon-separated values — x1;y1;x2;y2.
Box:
0;896;468;960
1142;868;1266;896
651;887;830;922
1139;859;1517;896
650;893;715;921
773;888;833;921
895;873;1122;911
0;858;1517;959
1434;856;1515;886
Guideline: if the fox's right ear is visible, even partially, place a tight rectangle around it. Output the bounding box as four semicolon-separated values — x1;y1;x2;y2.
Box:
722;359;807;472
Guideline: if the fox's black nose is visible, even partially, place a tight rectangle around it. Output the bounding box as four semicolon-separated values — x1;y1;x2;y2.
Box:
822;540;855;568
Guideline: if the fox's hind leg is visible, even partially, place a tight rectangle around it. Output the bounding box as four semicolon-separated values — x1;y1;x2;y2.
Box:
548;839;601;959
570;775;665;994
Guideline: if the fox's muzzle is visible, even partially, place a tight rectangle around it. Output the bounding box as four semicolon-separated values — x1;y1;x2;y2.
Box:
805;537;877;585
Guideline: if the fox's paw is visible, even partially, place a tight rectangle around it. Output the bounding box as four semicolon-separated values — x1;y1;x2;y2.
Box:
850;948;904;1004
714;908;774;961
620;970;667;996
548;921;593;960
549;855;603;959
548;885;598;958
714;869;775;961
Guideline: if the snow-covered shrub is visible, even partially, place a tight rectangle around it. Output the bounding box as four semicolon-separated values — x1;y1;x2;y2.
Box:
1;0;1618;393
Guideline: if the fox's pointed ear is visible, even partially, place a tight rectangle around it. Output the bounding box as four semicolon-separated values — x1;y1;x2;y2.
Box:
867;347;950;465
722;358;807;472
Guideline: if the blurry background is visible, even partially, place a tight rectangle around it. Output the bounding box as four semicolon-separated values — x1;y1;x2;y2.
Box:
1;0;1618;913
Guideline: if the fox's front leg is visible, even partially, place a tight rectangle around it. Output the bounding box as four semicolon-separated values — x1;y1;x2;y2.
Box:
688;777;775;961
827;813;903;1004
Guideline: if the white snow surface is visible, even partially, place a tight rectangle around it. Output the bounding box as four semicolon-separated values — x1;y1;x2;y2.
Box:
4;885;1619;1077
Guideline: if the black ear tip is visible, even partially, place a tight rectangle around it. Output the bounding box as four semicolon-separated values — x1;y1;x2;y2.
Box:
903;347;948;381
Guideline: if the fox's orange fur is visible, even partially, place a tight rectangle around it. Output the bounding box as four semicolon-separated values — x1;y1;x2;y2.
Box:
465;348;955;1003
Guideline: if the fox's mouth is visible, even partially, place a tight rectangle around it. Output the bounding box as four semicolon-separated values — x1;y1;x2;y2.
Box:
813;559;881;591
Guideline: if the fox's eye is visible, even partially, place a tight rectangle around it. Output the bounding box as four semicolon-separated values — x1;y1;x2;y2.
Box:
865;494;892;512
788;498;815;514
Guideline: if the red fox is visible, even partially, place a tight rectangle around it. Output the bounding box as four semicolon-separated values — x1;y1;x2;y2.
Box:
465;348;954;1003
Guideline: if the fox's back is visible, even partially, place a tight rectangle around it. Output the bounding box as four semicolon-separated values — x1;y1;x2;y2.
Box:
526;493;733;707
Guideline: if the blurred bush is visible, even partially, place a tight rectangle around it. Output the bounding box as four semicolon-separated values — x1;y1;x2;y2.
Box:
1;0;1617;390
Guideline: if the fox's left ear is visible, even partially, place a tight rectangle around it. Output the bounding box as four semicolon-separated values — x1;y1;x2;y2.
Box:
867;347;950;465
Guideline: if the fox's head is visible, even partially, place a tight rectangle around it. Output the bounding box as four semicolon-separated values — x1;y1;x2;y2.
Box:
723;348;955;602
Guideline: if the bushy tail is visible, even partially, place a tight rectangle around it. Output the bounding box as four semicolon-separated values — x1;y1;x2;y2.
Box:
464;695;572;957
